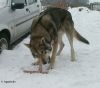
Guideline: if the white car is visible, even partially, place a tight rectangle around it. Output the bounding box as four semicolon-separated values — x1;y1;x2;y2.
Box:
0;0;42;53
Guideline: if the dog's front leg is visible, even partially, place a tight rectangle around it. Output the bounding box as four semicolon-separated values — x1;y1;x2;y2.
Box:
48;41;58;70
38;58;43;73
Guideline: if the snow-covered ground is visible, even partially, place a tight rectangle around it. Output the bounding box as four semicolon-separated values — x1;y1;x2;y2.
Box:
0;7;100;88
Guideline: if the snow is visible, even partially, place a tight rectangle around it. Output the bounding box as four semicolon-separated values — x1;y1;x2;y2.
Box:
0;7;100;88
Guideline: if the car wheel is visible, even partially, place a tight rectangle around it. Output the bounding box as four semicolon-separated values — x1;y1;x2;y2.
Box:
0;33;9;53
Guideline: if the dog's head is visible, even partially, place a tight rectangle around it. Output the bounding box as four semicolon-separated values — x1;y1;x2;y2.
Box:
25;36;52;64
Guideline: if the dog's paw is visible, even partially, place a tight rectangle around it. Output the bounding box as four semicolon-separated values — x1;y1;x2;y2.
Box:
47;65;54;70
71;57;76;62
32;62;39;65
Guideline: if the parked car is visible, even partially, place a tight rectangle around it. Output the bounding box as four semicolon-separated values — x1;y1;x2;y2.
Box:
0;0;42;53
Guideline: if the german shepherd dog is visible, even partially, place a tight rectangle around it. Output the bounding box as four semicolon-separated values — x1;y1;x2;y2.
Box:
24;7;89;74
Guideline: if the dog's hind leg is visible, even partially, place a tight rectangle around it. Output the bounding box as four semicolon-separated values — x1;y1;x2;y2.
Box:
65;24;76;61
57;33;65;55
67;34;75;61
57;40;64;56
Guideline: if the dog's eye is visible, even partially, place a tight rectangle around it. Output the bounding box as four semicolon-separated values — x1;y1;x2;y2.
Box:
41;50;46;54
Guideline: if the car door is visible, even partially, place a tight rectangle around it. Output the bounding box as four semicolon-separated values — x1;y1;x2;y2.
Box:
11;0;31;39
27;0;40;20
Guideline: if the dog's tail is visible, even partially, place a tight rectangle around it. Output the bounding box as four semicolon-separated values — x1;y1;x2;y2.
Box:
74;29;89;44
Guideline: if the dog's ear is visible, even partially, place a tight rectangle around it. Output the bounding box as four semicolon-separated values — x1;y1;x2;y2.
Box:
24;44;30;48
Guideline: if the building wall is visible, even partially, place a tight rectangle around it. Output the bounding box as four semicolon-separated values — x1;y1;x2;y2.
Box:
41;0;89;6
90;2;100;10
